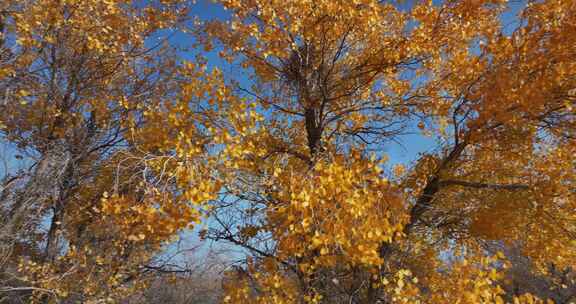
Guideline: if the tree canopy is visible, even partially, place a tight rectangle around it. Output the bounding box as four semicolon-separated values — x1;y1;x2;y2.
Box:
0;0;575;303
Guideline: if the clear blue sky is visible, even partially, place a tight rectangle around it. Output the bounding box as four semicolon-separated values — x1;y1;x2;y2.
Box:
1;0;529;266
160;0;527;167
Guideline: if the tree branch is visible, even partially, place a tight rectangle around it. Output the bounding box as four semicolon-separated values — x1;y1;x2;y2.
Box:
438;179;530;190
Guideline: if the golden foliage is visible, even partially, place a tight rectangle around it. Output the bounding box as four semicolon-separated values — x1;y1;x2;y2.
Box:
1;0;575;303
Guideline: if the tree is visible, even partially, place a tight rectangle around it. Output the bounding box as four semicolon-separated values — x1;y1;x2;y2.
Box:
188;0;575;303
0;0;220;302
1;0;574;303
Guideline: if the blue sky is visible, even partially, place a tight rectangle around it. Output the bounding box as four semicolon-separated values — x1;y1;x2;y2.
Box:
1;0;529;266
0;0;529;174
162;0;445;166
159;0;528;166
156;0;530;261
